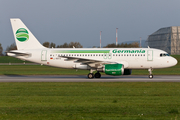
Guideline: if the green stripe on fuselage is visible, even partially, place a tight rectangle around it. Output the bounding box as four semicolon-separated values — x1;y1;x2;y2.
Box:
51;50;110;53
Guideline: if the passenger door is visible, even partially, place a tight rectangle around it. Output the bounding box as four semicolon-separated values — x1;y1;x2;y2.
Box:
41;50;47;61
147;50;153;61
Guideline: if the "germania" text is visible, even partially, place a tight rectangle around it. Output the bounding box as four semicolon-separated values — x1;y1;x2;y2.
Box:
112;49;145;53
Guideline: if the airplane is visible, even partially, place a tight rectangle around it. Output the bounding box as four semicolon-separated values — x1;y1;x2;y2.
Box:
7;18;178;79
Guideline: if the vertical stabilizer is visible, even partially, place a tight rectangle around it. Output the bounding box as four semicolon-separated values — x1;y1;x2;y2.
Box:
10;18;45;50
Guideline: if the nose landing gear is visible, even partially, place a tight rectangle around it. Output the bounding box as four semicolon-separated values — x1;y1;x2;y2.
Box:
148;68;153;79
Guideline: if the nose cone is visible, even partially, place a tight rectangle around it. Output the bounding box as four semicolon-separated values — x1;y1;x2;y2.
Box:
171;57;178;66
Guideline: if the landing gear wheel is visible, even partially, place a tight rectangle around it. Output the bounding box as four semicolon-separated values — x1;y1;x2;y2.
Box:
149;74;153;79
95;72;101;78
88;73;94;79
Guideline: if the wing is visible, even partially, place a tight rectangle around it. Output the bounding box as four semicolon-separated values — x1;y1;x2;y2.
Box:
59;55;118;68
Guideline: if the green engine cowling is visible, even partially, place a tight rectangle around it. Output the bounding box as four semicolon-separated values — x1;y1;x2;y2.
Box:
104;64;124;75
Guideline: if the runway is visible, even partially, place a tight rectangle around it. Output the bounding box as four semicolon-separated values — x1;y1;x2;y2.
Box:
0;75;179;82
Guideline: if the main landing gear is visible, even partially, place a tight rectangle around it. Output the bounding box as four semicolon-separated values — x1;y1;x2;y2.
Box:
95;72;101;78
148;68;153;79
87;73;94;79
87;69;101;79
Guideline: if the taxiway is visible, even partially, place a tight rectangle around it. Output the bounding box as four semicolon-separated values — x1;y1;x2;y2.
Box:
0;75;179;82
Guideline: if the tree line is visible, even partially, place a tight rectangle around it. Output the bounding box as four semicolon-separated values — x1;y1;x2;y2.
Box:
42;42;83;48
0;42;139;56
104;42;139;48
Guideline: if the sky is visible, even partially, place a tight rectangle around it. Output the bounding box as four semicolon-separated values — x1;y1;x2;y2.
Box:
1;0;180;51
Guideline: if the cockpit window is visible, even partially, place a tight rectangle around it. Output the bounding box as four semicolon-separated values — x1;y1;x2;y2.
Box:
160;53;170;57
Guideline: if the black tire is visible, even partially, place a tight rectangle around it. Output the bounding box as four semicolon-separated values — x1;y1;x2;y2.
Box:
88;73;94;79
95;72;101;78
149;74;153;79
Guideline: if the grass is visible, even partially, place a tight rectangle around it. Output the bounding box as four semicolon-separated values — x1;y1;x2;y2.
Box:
0;65;90;75
0;56;180;119
0;82;180;119
0;56;31;63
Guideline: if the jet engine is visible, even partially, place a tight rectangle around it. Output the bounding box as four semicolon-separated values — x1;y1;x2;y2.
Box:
97;64;132;76
97;64;124;75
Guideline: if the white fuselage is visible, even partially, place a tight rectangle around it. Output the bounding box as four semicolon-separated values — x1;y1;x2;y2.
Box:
9;48;177;70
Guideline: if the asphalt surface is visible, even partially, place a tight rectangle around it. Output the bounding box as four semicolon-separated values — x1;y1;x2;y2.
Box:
0;75;179;82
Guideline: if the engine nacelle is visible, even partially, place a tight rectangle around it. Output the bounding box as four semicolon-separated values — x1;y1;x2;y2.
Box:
104;64;124;76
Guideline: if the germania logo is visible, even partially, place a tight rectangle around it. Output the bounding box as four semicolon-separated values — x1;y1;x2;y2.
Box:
16;28;29;42
112;49;145;53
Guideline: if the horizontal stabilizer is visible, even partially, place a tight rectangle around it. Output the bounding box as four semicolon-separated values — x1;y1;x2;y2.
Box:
7;51;31;57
